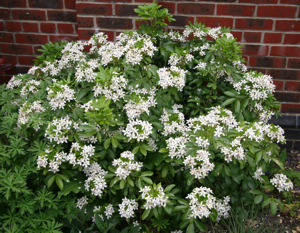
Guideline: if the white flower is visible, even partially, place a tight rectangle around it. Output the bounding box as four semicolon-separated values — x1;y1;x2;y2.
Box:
270;174;293;192
118;198;138;219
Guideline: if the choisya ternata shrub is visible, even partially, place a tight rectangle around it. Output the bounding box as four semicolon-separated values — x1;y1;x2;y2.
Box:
1;2;293;232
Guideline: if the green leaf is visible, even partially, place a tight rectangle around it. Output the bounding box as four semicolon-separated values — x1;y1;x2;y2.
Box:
104;138;111;149
120;179;126;189
173;205;187;211
186;223;194;233
159;148;169;153
164;184;175;192
224;165;231;176
141;176;153;184
142;209;151;220
132;146;139;154
213;163;223;176
111;137;118;148
221;98;236;107
254;195;263;204
270;200;277;215
262;197;271;207
255;151;262;164
162;165;169;178
47;175;56;188
235;99;241;113
224;91;238;98
209;209;218;222
140;146;147;156
56;175;63;190
141;171;153;177
195;220;207;232
58;181;83;197
271;158;284;170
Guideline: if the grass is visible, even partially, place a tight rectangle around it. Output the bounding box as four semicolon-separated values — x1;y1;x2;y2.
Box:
208;204;282;233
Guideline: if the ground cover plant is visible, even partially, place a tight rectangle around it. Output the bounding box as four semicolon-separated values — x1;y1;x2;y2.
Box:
0;2;297;232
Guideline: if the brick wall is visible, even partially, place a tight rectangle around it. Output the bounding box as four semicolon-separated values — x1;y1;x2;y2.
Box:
0;0;299;148
0;0;78;84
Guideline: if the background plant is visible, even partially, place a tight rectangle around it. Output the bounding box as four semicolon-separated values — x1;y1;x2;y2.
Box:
0;2;296;233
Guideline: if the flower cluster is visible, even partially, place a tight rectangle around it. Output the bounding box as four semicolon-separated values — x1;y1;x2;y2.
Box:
93;73;128;101
140;184;168;210
157;66;187;91
20;80;40;98
186;187;230;221
17;101;45;128
183;150;215;179
112;151;143;180
270;173;293;192
160;107;186;136
92;204;115;222
118;198;138;219
253;167;264;181
123;120;153;142
46;83;75;110
76;196;88;209
45;116;76;144
124;87;157;119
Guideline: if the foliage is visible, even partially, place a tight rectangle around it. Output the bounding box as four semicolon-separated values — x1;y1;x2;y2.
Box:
0;2;295;232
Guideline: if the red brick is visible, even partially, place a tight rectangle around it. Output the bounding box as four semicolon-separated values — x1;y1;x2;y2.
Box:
195;17;233;28
270;46;300;57
77;3;112;15
18;55;36;66
285;81;300;91
276;20;300;31
257;6;297;18
78;29;113;41
0;9;10;19
264;33;282;43
77;17;94;28
65;0;76;9
231;31;243;42
281;103;300;113
158;2;176;14
177;3;215;15
273;80;284;91
0;0;26;7
249;57;286;68
23;22;39;32
275;92;300;102
242;45;269;56
217;4;255;16
34;45;42;55
288;58;300;68
40;23;56;33
0;75;13;85
5;66;29;75
243;32;261;43
16;33;48;44
0;32;14;42
58;23;74;34
168;16;194;27
116;4;140;16
250;68;267;74
47;10;76;22
0;21;4;31
280;0;300;3
268;70;300;80
6;21;22;31
96;18;133;29
12;10;46;21
284;34;300;44
49;35;78;42
239;0;277;3
114;0;132;2
3;55;17;64
235;19;273;30
0;44;33;54
29;0;63;8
